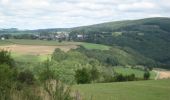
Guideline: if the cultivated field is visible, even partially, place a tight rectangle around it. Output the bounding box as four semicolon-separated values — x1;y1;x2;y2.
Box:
0;44;77;55
0;39;110;62
74;79;170;100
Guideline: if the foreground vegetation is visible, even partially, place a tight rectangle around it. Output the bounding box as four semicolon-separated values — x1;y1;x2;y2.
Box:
74;79;170;100
0;39;165;100
0;50;80;100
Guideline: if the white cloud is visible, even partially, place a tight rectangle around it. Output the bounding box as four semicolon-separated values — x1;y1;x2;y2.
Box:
118;1;156;11
0;0;169;29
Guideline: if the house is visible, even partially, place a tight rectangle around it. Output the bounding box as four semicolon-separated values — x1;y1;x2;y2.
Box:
1;37;5;40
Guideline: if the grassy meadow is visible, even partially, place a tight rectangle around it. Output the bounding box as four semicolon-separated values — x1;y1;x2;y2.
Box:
11;53;50;62
74;79;170;100
80;42;110;50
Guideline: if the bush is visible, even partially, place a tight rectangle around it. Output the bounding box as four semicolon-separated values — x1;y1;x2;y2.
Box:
17;70;35;85
43;80;76;100
75;68;91;84
0;50;15;67
144;71;150;80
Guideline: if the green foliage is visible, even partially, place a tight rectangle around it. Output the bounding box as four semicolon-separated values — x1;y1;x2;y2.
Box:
0;50;79;100
114;73;136;82
0;65;14;99
90;66;100;82
38;59;57;82
144;71;150;80
69;17;170;68
0;51;17;100
17;70;35;85
75;46;155;67
51;48;67;62
75;68;91;84
0;50;15;67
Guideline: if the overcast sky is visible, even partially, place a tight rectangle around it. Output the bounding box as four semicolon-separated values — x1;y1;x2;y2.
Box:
0;0;170;29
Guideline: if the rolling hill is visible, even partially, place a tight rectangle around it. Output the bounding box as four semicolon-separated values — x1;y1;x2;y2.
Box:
1;17;170;68
69;17;170;68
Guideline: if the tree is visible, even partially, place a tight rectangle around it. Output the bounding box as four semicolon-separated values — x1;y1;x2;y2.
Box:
75;68;91;84
144;71;150;80
126;74;136;81
90;66;100;82
52;48;66;62
38;59;56;82
106;57;118;66
115;74;125;82
148;66;153;71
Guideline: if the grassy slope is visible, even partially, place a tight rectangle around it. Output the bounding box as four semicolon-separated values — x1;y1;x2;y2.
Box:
74;79;170;100
79;42;110;50
11;53;50;62
114;67;156;79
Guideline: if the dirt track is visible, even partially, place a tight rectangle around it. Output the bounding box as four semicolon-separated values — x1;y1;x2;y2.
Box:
154;70;170;80
0;44;77;55
158;71;170;79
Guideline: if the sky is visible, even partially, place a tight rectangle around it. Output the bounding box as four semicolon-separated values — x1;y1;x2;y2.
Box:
0;0;170;29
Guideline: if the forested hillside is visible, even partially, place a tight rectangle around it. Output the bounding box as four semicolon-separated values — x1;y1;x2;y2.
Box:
69;17;170;68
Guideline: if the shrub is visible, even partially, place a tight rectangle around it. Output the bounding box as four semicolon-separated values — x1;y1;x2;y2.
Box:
0;50;15;67
17;70;35;85
75;68;91;84
144;71;150;80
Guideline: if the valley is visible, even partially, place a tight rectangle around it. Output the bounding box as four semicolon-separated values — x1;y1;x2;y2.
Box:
0;17;170;100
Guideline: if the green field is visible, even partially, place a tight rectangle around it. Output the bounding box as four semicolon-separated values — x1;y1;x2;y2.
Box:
0;39;110;50
11;53;50;62
74;79;170;100
1;39;79;46
0;40;13;45
80;42;110;50
114;67;157;79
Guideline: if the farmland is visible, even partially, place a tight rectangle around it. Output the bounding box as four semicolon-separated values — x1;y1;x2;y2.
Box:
74;79;170;100
0;39;109;62
0;39;169;100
